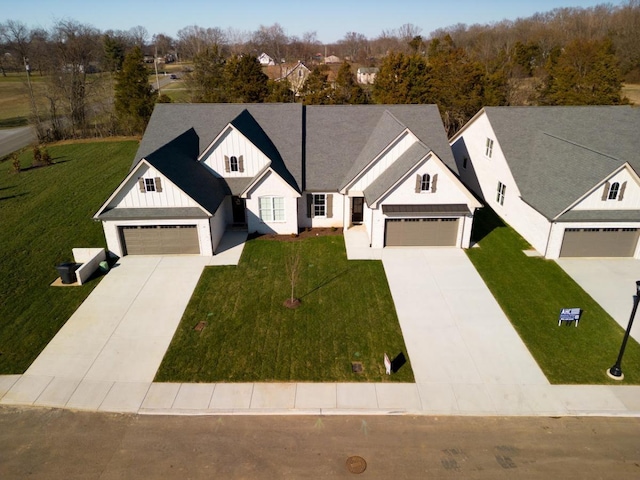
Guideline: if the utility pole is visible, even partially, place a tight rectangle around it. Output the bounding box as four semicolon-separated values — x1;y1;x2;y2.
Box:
23;57;43;139
154;46;161;95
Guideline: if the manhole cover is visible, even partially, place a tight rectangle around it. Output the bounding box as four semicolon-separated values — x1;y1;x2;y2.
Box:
346;456;367;474
351;361;363;373
194;321;207;332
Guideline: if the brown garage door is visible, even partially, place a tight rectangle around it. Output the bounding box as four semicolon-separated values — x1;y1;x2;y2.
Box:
385;218;459;246
560;228;639;257
120;225;200;255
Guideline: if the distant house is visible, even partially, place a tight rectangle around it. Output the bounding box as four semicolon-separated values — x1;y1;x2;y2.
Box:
258;53;275;66
324;55;341;64
95;104;480;256
357;67;379;85
283;61;311;96
450;106;640;258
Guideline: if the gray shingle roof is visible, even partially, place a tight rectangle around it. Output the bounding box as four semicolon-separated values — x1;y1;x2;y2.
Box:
143;128;230;215
483;106;640;219
98;207;208;220
131;103;455;199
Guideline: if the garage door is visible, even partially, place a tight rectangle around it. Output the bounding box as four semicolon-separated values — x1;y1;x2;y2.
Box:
560;228;639;257
385;218;459;246
120;225;200;255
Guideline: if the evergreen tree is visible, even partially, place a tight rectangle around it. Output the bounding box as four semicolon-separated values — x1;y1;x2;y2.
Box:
267;79;294;103
539;38;627;105
224;55;269;103
102;34;126;72
333;61;367;104
114;46;157;134
300;65;333;105
372;52;430;104
186;46;227;102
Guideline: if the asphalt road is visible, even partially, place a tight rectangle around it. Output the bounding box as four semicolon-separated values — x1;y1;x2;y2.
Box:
0;126;36;158
1;407;639;479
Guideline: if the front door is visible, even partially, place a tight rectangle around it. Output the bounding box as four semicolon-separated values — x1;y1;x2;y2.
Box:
351;197;364;224
232;196;246;225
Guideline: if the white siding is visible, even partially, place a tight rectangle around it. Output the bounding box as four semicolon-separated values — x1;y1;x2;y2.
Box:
102;218;213;257
245;170;299;234
349;132;416;192
200;127;271;178
451;112;553;254
108;164;200;210
210;203;228;253
571;168;640;211
381;155;473;206
298;192;344;229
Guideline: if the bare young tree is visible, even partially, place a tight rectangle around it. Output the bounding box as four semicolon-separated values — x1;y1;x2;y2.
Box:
284;245;302;308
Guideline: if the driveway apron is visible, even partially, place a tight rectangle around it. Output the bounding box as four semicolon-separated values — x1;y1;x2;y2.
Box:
382;248;548;387
25;256;208;383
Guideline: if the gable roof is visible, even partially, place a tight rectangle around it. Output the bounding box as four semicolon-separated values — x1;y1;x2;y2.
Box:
143;128;229;215
480;106;640;219
131;103;455;197
304;104;457;191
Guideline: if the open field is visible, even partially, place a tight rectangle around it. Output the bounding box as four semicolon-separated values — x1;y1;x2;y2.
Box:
0;74;46;128
0;140;137;373
623;83;640;105
467;208;640;384
156;236;414;383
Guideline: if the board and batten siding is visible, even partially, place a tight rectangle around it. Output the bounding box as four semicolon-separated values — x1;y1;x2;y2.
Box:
245;170;299;235
200;126;271;178
571;167;640;211
348;132;416;192
108;164;200;210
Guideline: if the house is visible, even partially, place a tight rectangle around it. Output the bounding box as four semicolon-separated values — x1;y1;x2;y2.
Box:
357;67;379;85
282;61;311;96
450;106;640;258
95;104;481;257
324;55;341;64
258;52;275;66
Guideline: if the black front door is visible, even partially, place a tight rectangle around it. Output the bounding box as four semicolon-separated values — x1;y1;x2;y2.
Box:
351;197;364;224
232;196;246;224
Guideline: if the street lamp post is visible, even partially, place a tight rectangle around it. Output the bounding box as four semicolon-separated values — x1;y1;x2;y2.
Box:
607;280;640;380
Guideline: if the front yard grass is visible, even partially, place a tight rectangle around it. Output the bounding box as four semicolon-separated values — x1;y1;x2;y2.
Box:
155;236;414;383
0;140;137;373
467;208;640;384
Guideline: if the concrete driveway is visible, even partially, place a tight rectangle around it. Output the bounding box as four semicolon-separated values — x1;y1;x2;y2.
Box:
557;258;640;343
25;255;209;383
382;248;550;413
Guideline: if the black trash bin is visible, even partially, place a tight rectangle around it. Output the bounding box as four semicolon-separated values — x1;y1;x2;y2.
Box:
56;262;79;284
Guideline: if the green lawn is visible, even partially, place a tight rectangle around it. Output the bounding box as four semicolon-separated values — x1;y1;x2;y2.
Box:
0;140;137;373
156;236;414;383
467;208;640;384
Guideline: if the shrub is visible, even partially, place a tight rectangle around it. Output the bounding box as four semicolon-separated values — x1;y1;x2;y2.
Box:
32;145;42;166
10;153;20;173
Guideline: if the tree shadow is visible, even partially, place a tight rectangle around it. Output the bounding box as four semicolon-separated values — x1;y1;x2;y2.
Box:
390;352;407;373
300;267;352;299
470;206;506;245
0;193;27;202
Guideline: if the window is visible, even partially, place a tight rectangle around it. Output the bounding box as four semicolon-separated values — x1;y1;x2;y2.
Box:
259;196;285;222
462;157;468;169
420;174;430;192
486;138;494;158
608;182;620;200
313;194;326;217
139;177;162;193
230;156;239;172
496;181;506;205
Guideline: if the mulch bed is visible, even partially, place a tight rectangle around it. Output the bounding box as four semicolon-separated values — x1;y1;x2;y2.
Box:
250;227;343;242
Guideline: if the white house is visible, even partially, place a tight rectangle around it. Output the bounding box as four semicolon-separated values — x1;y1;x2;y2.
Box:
95;104;480;257
450;106;640;258
357;67;379;85
258;53;275;66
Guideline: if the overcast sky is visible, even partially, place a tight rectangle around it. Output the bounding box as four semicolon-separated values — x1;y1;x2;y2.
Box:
2;0;625;43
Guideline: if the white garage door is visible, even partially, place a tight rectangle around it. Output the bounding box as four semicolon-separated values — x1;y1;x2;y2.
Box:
385;218;459;246
560;228;639;257
120;225;200;255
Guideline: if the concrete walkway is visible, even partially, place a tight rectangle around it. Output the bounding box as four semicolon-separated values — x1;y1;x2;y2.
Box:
2;232;640;416
557;258;640;343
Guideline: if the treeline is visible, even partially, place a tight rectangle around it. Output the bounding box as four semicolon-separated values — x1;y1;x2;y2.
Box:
1;1;638;139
